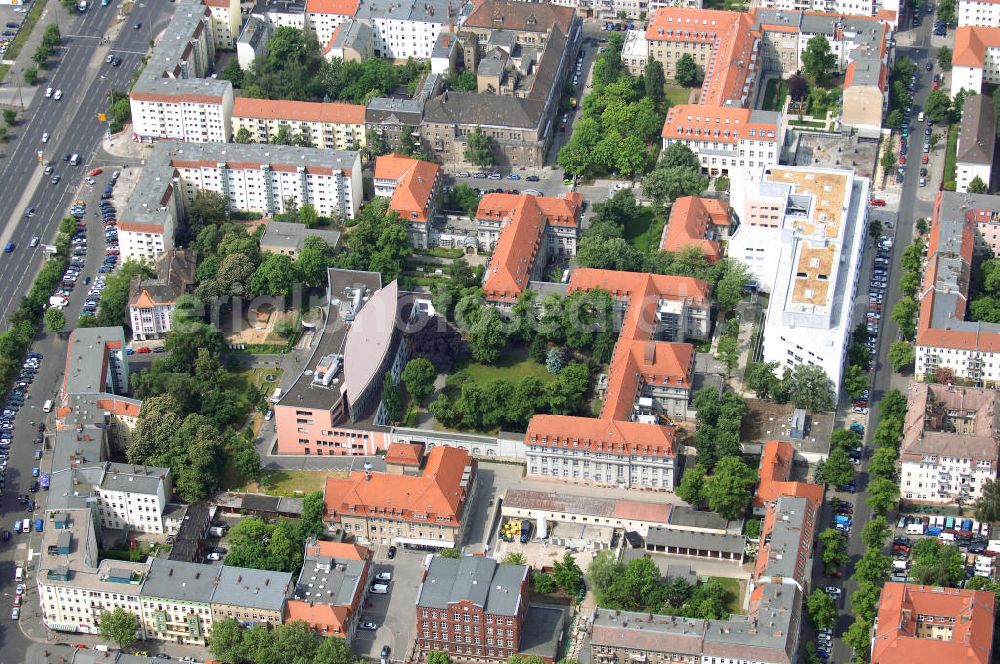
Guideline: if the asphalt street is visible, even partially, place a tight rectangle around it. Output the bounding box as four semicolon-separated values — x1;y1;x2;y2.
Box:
0;1;171;327
0;2;174;659
826;8;937;661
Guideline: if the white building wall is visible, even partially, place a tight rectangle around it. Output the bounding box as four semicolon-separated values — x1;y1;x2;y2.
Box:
370;18;444;60
96;482;168;534
129;303;176;341
307;11;352;47
958;161;993;193
959;0;1000;26
914;345;1000;381
119;228;170;265
525;446;678;490
131;88;233;143
952;62;988;96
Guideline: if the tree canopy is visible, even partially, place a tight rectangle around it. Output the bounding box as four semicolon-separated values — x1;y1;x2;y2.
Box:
802;35;836;85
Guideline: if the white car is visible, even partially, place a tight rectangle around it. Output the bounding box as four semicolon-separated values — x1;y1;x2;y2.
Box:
375;571;392;581
29;237;39;247
41;133;49;143
207;552;222;561
53;90;62;100
44;87;52;98
10;607;18;620
826;586;842;597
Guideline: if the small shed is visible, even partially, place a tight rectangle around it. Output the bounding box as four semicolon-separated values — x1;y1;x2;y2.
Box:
789;408;809;439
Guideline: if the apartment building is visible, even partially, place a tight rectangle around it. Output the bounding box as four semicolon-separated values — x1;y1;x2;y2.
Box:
374;154;444;249
660;196;731;261
95;463;173;534
415;556;529;662
753;0;899;19
119;142;361;263
524;269;710;490
236;15;271;69
140;559;220;646
900;382;1000;505
130;0;234;143
273;270;409;456
956;94;996;194
952;26;1000;95
62;327;129;398
210;566;294;628
128;249;195;341
754;440;825;514
661;106;784;176
960;0;1000;26
872;583;995;664
305;0;358;47
753;494;817;594
479;192;582;306
284;539;371;639
729;166;870;395
323;445;476;548
205;0;242;49
230;97;367;151
589;583;802;664
914;192;1000;383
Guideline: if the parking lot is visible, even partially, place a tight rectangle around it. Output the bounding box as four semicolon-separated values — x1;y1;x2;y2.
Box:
351;546;427;663
0;1;31;61
892;515;994;584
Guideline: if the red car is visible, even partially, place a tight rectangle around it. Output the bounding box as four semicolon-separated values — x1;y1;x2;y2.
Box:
932;81;940;90
88;168;103;177
869;198;886;207
922;154;930;164
136;347;151;354
898;156;906;165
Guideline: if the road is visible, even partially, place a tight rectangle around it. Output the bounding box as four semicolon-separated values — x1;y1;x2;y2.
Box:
0;2;174;659
0;0;171;327
826;7;937;661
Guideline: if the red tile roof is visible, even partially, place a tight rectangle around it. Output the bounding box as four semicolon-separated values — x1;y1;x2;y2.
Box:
385;442;424;467
661;196;729;261
481;193;582;302
754;441;824;509
872;583;995;664
662;105;779;142
374;154;441;224
953;26;1000;68
232;97;365;125
305;0;360;15
324;446;474;526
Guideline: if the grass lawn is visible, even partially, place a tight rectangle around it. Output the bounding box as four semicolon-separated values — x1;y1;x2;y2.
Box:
710;576;744;615
664;85;693;107
446;352;556;395
761;78;787;113
943;123;959;187
244;469;347;497
622;206;667;253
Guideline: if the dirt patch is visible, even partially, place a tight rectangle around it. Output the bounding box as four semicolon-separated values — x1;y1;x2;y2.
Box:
741;399;834;455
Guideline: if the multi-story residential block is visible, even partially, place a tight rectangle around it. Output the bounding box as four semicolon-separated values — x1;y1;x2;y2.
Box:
479;192;582;306
236;15;272;70
324;445;475;548
589;583;802;664
62;327;130;397
259;220;342;259
753;440;825;515
871;583;995;664
729;166;870;395
127;249;195;341
305;0;359;47
119;142;361;263
205;0;241;50
274;270;410;456
960;0;1000;26
285;539;371;639
140;559;220;646
263;0;307;30
94;463;173;534
524;269;710;490
210;566;294;628
661;106;784;176
900;382;1000;505
753;494;817;594
415;555;565;663
130;0;234;143
660;196;731;261
952;26;1000;95
324;18;375;62
957;94;996;193
374;154;444;249
230;98;367;150
914;192;1000;383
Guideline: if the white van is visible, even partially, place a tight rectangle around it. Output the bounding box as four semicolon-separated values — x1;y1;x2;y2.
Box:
892;559;909;571
906;523;925;535
69;154;80;166
917;112;925;122
14;567;23;582
42;400;53;413
938;531;957;543
933;515;946;528
369;583;389;595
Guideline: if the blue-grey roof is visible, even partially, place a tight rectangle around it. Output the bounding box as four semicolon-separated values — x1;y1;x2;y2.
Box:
141;559;220;603
64;327;126;396
211;566;292;611
417;556;527;616
759;495;811;580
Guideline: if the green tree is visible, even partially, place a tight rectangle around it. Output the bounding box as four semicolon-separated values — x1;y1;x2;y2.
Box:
401;358;437;405
248;253;296;297
843;364;869;400
831;428;860;452
44;306;65;333
822;447;855;488
745;362;781;399
868;446;899;482
676;463;707;507
976;478;1000;522
969;175;988;194
802;34;836;85
235;127;253;143
642;165;707;204
861;515;891;551
427;652;454;664
867;477;900;515
464;127;497;167
937;45;952;70
533;571;557;593
23;67;38;86
704;457;755;519
714;261;749;313
208;618;245;662
788;364;836;411
888;340;915;372
468;306;509;364
644;59;665;107
552;552;584;594
501;552;527;566
965;575;1000;601
910;538;965;586
299;203;319;229
807;588;838;630
381;373;404;424
314;636;355;664
99;608;140;651
938;0;956;23
819;527;849;569
674;54;700;86
925;89;953;123
885;109;903;131
2;109;15;127
891;295;918;340
447;183;482;216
